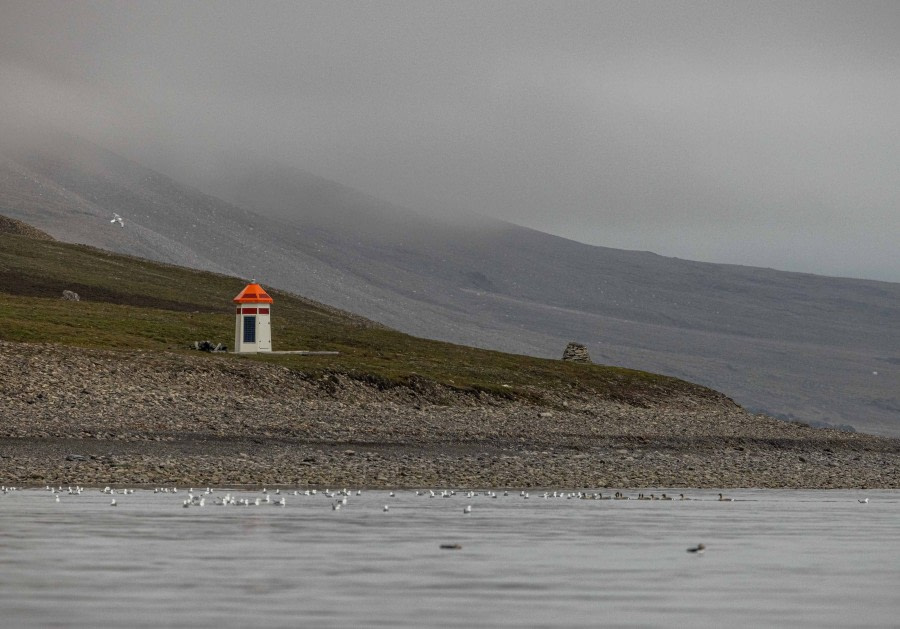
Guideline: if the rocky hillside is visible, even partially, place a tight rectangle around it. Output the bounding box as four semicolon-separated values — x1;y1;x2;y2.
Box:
0;131;897;436
0;214;54;240
2;227;898;488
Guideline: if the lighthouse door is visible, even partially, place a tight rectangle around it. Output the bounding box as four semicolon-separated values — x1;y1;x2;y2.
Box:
257;317;271;351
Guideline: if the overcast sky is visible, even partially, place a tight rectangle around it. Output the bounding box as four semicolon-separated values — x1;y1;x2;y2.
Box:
2;1;899;281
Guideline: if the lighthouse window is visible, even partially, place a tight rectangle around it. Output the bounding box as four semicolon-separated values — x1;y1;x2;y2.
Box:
243;316;256;343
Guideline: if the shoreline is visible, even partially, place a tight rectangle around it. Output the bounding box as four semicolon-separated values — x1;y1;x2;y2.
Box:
4;433;899;490
2;340;899;489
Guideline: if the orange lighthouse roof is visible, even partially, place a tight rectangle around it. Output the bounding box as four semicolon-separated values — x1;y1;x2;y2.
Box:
233;281;274;304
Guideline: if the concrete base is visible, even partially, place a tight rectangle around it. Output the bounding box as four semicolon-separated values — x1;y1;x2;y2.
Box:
267;351;340;355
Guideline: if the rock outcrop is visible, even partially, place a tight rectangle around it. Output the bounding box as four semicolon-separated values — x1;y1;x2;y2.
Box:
562;342;591;363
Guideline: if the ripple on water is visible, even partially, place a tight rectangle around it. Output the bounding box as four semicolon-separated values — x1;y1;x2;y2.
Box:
1;488;899;628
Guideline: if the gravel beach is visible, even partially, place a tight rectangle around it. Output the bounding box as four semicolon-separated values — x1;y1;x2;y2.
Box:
2;340;898;488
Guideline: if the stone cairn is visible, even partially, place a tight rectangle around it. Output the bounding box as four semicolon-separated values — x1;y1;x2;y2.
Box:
561;342;591;363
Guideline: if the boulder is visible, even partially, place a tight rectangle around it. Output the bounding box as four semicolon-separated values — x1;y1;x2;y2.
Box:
562;342;591;363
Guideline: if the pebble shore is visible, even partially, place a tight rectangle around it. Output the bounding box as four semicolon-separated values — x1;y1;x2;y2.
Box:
2;340;898;488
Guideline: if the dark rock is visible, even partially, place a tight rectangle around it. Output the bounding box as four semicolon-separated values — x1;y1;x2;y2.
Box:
192;341;227;352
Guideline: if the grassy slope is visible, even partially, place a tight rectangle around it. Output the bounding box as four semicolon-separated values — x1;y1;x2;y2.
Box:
0;231;722;405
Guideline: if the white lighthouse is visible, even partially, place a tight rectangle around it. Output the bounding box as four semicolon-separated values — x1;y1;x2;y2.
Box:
233;280;273;353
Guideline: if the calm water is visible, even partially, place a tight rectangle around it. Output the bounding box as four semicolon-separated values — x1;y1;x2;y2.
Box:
1;487;898;628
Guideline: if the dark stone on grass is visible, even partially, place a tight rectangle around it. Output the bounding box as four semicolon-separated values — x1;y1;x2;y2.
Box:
192;341;227;352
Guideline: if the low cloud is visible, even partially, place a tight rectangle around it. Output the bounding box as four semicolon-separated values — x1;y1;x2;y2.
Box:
2;1;899;281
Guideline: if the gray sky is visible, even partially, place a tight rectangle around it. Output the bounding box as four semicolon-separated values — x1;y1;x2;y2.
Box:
2;1;899;281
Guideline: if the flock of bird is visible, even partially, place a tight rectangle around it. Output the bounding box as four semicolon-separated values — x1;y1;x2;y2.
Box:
1;485;875;503
2;484;875;554
1;485;873;512
2;485;736;520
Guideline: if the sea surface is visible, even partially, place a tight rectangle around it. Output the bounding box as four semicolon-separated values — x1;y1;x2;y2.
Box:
1;487;898;628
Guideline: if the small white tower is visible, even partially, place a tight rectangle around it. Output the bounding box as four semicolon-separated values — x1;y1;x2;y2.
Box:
233;280;273;353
